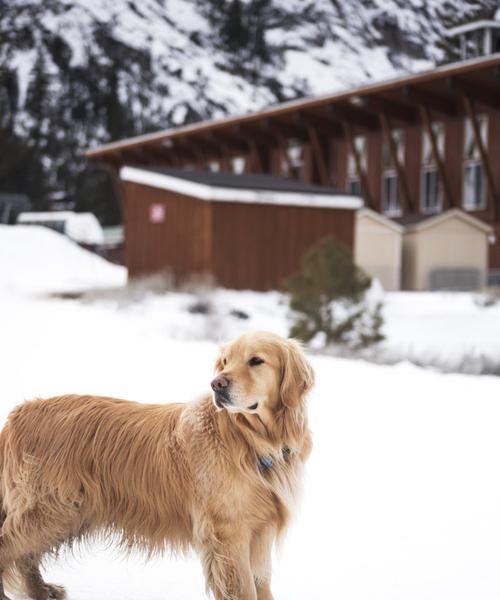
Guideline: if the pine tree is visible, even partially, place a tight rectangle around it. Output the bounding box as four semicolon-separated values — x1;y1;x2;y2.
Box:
249;0;271;64
283;237;385;349
222;0;249;54
26;52;50;146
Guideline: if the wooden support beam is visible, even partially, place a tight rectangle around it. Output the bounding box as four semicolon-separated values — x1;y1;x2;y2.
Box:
172;141;200;163
342;120;374;209
462;95;499;221
190;135;223;157
307;126;330;186
295;110;343;138
92;152;121;171
379;112;414;213
239;123;288;175
173;140;206;168
263;117;309;142
141;145;176;165
419;104;453;210
402;86;458;116
327;104;379;130
181;135;223;162
234;123;278;147
205;130;249;155
248;139;264;172
363;95;418;123
120;148;150;165
449;77;500;110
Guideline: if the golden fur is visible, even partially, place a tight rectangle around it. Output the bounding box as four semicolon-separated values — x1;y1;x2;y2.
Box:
0;331;314;600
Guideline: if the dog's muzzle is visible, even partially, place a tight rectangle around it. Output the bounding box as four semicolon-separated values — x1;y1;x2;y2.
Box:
211;375;232;408
213;388;233;408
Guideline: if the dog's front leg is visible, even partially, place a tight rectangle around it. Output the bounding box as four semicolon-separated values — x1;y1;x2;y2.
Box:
250;527;275;600
200;531;257;600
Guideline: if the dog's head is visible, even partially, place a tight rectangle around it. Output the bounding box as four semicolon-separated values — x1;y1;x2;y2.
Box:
211;331;314;416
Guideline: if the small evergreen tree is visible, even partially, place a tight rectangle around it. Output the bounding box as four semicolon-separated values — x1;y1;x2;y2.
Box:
283;237;385;349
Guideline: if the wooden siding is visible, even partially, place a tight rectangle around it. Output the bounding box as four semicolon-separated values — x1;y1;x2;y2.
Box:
123;182;212;278
211;202;354;290
123;180;354;290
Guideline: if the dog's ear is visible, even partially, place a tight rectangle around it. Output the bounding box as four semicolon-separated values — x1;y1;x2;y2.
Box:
279;339;314;408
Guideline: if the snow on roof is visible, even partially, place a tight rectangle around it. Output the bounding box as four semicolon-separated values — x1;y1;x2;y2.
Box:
17;211;104;244
120;166;363;210
17;211;75;222
356;208;404;233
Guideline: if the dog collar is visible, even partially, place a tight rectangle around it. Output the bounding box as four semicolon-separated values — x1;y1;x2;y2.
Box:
258;456;273;471
257;446;291;472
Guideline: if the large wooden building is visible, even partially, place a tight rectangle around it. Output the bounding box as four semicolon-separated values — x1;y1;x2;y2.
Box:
87;53;500;289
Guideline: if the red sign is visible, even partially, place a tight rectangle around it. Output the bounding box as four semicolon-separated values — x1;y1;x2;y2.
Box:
149;203;166;223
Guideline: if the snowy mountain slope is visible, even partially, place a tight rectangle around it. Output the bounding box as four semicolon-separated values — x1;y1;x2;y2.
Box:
0;1;498;217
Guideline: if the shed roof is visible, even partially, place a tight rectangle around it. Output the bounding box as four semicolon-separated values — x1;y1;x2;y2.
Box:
120;166;363;210
357;208;404;233
397;209;493;234
129;167;344;194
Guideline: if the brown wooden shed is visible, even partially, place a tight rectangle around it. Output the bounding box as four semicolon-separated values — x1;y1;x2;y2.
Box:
120;167;362;290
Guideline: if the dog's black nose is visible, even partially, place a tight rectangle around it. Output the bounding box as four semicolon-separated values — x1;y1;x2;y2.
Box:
211;375;229;392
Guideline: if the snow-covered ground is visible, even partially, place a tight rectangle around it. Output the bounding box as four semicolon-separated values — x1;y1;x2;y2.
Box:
1;225;500;599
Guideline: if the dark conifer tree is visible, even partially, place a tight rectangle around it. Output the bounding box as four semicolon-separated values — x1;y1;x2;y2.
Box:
222;0;250;54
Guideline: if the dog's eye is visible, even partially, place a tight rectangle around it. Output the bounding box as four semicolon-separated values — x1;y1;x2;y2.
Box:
223;358;227;366
248;357;264;367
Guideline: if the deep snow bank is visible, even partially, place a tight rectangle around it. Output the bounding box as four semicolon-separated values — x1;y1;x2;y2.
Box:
0;225;126;295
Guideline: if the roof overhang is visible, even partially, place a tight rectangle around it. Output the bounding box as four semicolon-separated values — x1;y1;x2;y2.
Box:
120;166;363;210
86;54;500;164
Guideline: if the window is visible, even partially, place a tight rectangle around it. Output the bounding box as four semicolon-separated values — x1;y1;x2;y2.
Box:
346;135;366;196
463;115;487;210
421;122;444;214
383;174;399;214
494;30;500;54
382;129;404;216
465;29;485;59
231;156;245;174
348;179;362;196
281;142;304;179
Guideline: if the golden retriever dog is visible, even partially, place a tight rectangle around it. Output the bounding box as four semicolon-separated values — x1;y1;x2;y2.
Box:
0;331;313;600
